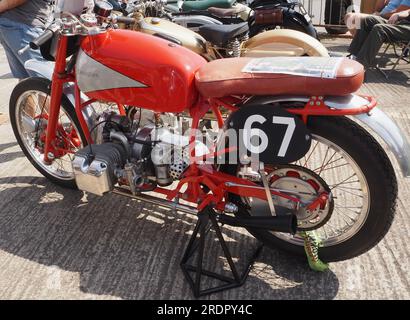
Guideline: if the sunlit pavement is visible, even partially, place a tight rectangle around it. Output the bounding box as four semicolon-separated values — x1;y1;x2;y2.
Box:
0;37;409;300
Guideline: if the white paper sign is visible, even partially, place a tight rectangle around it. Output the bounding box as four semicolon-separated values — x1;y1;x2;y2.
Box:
242;57;344;79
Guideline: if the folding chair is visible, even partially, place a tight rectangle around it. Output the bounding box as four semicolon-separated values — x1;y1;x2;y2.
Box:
376;40;410;79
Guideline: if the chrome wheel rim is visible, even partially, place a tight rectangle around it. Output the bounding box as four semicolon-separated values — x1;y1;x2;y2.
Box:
15;90;83;180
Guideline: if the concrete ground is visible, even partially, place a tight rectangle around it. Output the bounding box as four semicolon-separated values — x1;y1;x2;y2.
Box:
0;37;409;300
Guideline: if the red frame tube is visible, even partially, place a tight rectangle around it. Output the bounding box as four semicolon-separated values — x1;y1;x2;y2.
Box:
43;36;69;163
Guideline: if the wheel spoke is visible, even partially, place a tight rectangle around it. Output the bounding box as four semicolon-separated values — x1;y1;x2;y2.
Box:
330;174;359;190
333;187;364;198
317;161;350;173
337;206;362;215
303;140;319;167
334;208;357;222
316;145;331;175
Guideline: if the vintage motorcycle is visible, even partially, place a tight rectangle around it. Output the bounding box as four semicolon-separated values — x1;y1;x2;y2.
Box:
121;1;329;58
12;0;410;266
268;0;353;35
161;0;318;38
248;0;317;37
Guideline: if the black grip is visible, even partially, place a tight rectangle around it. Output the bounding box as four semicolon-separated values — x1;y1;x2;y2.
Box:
30;29;54;50
116;16;136;25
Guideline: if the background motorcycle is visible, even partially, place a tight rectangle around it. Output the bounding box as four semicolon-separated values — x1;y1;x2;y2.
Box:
123;0;318;38
263;0;353;35
14;0;410;263
122;1;329;58
246;0;317;37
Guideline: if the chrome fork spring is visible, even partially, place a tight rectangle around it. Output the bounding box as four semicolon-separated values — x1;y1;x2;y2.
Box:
229;38;241;58
229;33;249;57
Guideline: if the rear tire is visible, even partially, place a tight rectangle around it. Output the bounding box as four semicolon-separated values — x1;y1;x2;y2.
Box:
282;12;318;39
250;13;318;39
9;77;87;189
222;116;397;262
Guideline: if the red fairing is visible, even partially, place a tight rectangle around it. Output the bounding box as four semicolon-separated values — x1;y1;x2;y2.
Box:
79;29;207;113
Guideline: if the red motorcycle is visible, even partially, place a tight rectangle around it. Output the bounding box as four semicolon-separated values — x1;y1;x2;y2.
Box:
10;0;410;265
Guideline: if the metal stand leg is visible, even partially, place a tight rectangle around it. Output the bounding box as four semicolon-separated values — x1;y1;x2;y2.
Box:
180;206;263;298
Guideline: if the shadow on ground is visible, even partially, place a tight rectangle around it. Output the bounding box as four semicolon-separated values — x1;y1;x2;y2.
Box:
0;142;23;164
0;176;339;299
366;66;410;86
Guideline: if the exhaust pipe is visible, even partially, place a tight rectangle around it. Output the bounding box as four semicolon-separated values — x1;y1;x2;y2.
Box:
113;187;297;234
217;214;297;234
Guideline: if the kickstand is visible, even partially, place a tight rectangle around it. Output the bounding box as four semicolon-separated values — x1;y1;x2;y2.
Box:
180;206;263;298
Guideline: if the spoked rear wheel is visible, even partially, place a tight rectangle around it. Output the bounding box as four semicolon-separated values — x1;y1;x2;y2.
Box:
222;116;397;262
9;77;87;189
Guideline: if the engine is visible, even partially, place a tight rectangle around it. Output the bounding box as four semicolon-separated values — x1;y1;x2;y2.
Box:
71;110;205;196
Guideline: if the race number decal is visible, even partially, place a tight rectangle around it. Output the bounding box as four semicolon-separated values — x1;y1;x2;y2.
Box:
227;105;311;164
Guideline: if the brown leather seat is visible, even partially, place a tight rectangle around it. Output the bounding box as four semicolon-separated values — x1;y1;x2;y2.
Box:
195;57;364;98
207;6;245;17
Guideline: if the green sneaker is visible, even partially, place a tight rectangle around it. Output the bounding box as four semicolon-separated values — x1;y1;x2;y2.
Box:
299;231;329;272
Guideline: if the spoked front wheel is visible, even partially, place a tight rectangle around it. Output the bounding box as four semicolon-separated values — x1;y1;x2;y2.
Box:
9;77;87;189
222;116;398;262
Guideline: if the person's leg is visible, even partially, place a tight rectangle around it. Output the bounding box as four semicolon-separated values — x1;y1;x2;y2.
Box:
0;35;29;78
345;13;370;37
0;19;49;118
356;23;410;67
0;19;30;78
0;18;46;79
348;15;388;56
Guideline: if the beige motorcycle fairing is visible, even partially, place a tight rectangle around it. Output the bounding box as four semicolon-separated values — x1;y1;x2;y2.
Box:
134;16;208;55
242;29;329;57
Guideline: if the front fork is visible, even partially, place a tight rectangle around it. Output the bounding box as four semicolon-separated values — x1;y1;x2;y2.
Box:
43;36;95;163
43;36;69;164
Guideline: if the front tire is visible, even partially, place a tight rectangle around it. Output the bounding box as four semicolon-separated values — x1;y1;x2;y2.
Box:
9;77;87;189
222;116;397;262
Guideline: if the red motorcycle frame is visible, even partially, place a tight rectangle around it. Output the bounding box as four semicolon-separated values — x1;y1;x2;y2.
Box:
43;33;377;213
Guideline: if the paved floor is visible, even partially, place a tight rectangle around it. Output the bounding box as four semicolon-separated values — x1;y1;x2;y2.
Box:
0;37;409;300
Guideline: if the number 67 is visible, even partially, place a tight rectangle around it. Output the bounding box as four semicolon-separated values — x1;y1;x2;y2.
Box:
243;115;296;157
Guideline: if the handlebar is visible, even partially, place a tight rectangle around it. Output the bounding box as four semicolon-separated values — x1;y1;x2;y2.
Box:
18;25;57;55
19;13;136;56
30;29;54;50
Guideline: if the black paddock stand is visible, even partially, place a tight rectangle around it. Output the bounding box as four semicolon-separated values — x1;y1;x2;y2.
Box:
180;206;263;298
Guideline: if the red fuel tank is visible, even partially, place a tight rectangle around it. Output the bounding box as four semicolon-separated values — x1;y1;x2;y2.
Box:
77;29;207;113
